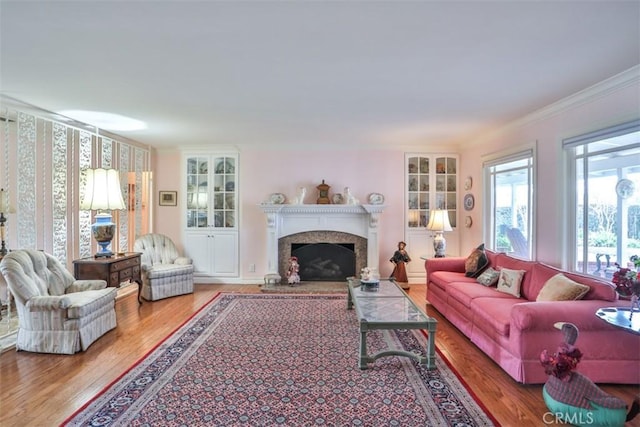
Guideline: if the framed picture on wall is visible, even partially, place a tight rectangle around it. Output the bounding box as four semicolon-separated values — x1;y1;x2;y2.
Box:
159;191;177;206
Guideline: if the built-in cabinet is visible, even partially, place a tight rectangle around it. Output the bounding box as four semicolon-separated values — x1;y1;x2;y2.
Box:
183;153;239;278
405;154;460;279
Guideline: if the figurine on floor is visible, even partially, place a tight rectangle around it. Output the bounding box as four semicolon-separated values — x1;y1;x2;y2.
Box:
286;256;300;285
389;241;411;283
540;322;639;427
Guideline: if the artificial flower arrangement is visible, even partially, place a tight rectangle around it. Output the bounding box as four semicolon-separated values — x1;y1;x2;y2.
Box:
612;255;640;298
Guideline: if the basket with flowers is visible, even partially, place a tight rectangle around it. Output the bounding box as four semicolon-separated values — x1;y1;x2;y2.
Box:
611;255;640;298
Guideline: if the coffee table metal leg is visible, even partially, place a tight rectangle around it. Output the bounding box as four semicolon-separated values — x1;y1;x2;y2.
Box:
425;322;437;369
359;327;369;369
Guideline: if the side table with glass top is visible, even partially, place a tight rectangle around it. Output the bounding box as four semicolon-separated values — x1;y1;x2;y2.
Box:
347;277;437;369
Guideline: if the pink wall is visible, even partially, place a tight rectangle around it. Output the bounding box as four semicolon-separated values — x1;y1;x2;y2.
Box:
154;149;407;281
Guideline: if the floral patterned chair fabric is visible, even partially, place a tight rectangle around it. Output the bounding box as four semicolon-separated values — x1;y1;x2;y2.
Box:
0;249;117;354
133;233;194;301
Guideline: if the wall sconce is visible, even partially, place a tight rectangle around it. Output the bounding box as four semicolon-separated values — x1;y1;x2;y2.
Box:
427;209;453;258
80;168;126;257
0;188;15;256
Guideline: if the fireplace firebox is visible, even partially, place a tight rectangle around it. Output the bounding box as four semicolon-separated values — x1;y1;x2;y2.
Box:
292;243;356;281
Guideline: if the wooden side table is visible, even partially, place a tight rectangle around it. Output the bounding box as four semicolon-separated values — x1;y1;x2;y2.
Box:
73;252;143;304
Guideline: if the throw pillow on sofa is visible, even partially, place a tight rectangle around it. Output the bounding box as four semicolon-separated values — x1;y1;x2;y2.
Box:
476;267;500;286
537;273;590;301
465;243;489;278
496;268;526;297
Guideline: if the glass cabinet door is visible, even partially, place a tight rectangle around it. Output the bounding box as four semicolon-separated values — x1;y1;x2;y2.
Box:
186;154;237;229
407;155;457;229
186;157;209;228
212;156;236;228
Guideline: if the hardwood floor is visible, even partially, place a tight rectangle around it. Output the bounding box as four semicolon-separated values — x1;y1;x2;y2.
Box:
0;283;637;426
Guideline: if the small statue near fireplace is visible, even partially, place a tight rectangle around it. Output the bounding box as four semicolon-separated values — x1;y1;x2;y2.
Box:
390;241;411;286
286;256;300;285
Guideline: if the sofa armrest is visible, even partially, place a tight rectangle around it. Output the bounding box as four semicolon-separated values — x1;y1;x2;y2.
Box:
67;280;107;293
425;257;466;283
511;300;625;332
26;295;71;311
175;256;192;265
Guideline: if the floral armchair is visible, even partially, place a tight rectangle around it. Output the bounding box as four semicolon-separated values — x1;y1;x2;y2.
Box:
0;249;117;354
133;233;194;301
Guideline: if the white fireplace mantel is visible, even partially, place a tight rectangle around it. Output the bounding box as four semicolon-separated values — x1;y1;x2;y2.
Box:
259;204;385;274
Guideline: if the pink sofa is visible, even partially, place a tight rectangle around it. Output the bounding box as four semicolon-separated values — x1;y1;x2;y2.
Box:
426;250;640;384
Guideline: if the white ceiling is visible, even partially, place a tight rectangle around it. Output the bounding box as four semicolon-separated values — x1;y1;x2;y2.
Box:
1;1;639;151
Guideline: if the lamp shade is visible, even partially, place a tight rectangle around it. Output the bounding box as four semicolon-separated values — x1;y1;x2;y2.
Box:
80;168;126;211
426;209;453;232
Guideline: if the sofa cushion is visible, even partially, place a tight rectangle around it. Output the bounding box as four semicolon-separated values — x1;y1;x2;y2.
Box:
497;268;526;298
446;282;514;308
476;267;500;287
471;297;523;337
429;271;477;289
530;262;618;302
464;244;489;278
536;273;590;301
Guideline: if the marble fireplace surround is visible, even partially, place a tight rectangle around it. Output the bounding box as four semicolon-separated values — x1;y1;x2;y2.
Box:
259;204;385;280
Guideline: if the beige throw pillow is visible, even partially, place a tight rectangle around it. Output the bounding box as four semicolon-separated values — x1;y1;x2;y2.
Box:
537;273;590;301
496;268;526;298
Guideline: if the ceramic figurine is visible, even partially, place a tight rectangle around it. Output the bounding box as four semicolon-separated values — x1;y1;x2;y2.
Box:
286;256;300;285
389;241;411;283
343;187;359;205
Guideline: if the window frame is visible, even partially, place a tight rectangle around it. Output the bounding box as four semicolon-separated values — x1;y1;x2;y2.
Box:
482;144;536;260
563;119;640;274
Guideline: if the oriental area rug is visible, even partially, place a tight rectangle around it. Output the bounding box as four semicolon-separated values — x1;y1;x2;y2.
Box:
62;293;498;426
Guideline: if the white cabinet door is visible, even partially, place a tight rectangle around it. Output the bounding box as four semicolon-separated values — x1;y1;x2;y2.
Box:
185;232;214;275
211;232;238;276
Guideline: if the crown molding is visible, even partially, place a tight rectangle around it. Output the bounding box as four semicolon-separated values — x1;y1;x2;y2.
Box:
469;65;640;146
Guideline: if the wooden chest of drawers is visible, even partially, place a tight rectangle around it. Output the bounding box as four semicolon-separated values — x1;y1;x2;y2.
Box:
73;252;142;304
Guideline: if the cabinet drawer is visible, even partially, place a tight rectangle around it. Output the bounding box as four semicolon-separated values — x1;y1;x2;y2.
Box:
111;257;138;272
132;266;140;280
119;268;133;281
109;272;120;287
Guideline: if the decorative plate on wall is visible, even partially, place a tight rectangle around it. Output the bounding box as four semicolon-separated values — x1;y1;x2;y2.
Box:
465;216;473;228
464;194;475;211
464;176;473;191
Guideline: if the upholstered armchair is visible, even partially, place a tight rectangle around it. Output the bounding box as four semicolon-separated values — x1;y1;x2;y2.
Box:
0;249;117;354
133;233;194;301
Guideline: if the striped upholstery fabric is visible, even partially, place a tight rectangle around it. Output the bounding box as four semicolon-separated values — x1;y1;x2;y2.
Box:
133;234;194;301
0;250;117;354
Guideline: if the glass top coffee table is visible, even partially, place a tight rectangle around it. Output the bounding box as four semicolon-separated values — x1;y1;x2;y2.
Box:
347;277;437;369
595;307;640;335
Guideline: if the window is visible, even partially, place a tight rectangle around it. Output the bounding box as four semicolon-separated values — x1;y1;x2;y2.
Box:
564;120;640;277
483;148;535;259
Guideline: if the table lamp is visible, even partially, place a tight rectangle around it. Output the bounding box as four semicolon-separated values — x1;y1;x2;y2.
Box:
427;209;452;258
0;188;15;256
80;168;126;257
